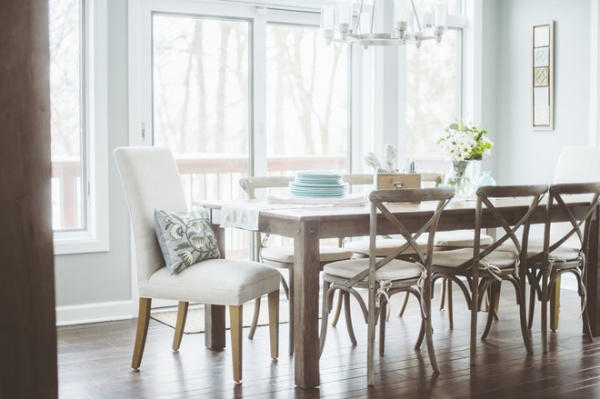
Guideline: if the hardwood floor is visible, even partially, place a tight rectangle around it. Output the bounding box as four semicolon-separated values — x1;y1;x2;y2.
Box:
58;285;600;398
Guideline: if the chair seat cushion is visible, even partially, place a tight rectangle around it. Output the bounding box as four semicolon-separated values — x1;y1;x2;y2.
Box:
139;259;281;306
323;258;423;283
433;230;494;248
499;242;580;261
344;238;428;257
432;248;518;270
261;245;352;264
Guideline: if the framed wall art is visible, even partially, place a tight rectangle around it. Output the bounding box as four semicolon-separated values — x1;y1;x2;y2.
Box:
532;21;554;130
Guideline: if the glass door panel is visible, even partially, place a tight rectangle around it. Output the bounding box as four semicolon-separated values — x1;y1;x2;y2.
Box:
266;24;349;175
152;13;251;258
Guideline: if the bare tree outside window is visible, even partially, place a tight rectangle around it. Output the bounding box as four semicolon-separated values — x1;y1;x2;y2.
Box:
152;15;250;204
266;24;348;173
49;0;84;230
405;29;458;158
152;15;252;258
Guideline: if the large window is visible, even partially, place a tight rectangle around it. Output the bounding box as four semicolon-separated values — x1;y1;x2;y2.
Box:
266;24;348;173
50;0;84;230
152;14;251;204
50;0;108;254
133;2;351;199
403;1;464;167
405;29;459;157
131;2;351;260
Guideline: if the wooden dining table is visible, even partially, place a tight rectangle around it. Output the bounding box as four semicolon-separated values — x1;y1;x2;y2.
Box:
201;196;600;389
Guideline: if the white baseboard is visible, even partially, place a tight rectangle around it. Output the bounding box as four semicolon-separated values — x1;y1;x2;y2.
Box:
56;300;133;326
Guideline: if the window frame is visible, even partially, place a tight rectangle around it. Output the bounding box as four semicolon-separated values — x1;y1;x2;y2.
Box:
52;0;109;255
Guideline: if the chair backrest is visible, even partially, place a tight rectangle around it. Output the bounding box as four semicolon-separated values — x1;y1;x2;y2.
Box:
342;173;442;188
554;146;600;183
114;147;187;282
240;173;375;199
420;172;443;187
543;182;600;256
473;184;549;268
346;188;455;286
548;147;600;243
239;176;294;199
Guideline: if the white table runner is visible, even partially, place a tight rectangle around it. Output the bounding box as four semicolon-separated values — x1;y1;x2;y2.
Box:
218;194;367;231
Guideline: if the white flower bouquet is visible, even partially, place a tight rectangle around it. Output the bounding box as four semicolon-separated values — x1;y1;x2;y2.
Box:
437;119;493;161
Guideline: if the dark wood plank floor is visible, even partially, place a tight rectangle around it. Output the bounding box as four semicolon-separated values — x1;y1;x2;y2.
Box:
58;284;600;398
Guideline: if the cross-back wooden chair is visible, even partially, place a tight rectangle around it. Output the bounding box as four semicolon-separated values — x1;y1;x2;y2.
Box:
431;184;548;366
319;187;455;386
526;182;600;352
343;172;494;329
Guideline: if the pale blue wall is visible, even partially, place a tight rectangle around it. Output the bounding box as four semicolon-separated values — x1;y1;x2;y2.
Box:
491;0;591;185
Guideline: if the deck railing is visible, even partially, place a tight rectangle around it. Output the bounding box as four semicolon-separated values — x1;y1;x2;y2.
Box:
52;154;446;256
52;155;346;256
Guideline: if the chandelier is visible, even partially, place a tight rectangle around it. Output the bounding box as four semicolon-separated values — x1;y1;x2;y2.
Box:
320;0;448;47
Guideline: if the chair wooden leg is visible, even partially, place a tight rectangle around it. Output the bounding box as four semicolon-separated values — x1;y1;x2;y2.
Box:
439;278;447;310
481;285;496;340
132;298;152;371
344;292;357;346
247;297;261;339
331;292;344;327
397;292;410;317
367;289;377;386
582;292;594;343
519;281;534;356
493;283;501;321
542;271;549;354
550;276;561;331
268;290;280;360
319;282;332;357
425;285;439;374
527;278;537;330
415;317;426;349
470;277;479;366
288;272;294;355
378;301;386;356
172;301;189;352
229;305;243;383
447;279;454;329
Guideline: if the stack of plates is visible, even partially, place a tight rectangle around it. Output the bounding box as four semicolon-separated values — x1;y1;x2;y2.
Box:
289;171;348;198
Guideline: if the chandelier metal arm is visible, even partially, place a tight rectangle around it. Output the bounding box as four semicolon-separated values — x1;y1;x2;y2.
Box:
321;0;448;48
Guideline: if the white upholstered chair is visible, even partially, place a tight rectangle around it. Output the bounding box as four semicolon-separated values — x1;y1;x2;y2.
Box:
114;147;281;383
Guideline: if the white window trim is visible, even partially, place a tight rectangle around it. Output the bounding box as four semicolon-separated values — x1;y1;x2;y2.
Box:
53;0;109;255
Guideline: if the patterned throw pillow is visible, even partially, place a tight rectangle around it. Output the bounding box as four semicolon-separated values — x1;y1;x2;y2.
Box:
154;208;221;274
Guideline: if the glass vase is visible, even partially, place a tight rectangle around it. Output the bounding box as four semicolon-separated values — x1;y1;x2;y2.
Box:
444;160;481;198
477;171;497;188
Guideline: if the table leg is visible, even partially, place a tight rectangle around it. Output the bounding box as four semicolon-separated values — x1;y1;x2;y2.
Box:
205;222;226;350
294;220;321;389
588;208;600;336
205;305;226;350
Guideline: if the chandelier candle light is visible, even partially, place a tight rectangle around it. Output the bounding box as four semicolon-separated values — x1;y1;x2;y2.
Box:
321;0;448;47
